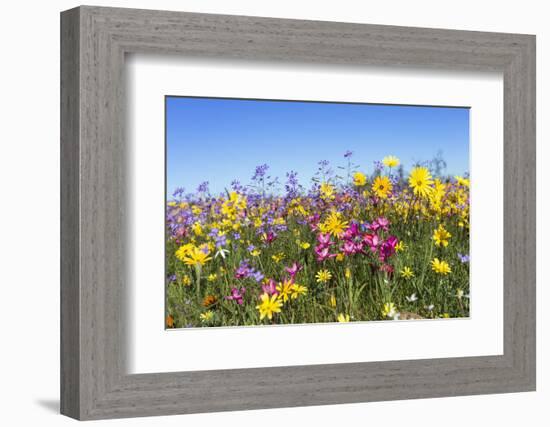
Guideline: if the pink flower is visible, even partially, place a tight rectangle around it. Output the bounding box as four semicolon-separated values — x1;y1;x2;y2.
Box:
341;240;358;255
317;233;332;247
261;279;278;296
342;222;359;240
376;217;390;231
225;287;246;305
368;217;390;233
308;214;320;231
315;245;336;262
363;233;380;252
285;262;302;278
368;221;380;232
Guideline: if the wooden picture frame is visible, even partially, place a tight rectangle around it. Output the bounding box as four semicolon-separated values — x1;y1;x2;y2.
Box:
61;5;536;420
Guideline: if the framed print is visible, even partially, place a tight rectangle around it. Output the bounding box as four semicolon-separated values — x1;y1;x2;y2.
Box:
60;6;536;420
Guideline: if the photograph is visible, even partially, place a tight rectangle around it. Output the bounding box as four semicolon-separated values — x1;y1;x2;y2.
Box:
165;97;471;328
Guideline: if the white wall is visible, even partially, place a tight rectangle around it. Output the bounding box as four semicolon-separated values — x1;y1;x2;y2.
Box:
0;0;546;425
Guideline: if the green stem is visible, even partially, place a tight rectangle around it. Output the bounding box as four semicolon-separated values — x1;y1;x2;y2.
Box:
195;264;202;299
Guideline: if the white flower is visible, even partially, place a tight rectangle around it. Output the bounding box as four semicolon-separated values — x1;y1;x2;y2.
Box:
456;289;470;299
215;248;229;259
406;293;418;302
386;304;398;319
425;304;435;311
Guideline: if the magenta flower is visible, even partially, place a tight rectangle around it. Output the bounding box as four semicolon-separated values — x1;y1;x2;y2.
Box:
341;240;357;255
262;279;278;296
386;235;398;247
317;233;332;247
376;217;390;231
342;222;359;240
263;231;276;244
363;233;380;252
285;262;302;278
307;214;321;231
225;287;246;305
315;245;336;262
379;235;398;262
368;217;390;233
367;221;380;232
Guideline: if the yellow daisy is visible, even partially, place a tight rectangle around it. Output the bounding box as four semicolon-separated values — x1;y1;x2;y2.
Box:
372;175;392;199
315;269;332;283
408;167;434;197
353;171;367;186
383;155;400;168
431;258;452;275
256;293;283;320
432;224;452;247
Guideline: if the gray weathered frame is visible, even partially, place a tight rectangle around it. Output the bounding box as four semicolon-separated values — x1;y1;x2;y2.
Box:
60;5;536;420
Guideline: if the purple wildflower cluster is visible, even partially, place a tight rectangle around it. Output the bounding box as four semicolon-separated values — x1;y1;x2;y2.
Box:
234;260;264;283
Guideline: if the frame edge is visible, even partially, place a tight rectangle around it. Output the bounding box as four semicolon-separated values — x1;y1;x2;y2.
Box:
60;6;81;420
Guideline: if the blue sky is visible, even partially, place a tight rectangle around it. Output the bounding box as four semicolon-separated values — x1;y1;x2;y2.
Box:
166;96;469;196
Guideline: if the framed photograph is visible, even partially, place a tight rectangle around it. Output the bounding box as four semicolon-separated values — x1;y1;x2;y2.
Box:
61;6;536;420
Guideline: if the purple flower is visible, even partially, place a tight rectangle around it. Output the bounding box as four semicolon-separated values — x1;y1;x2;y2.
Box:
252;164;269;181
225;287;246;305
316;160;334;178
286;171;299;187
251;270;265;283
172;187;185;198
215;234;227;248
234;260;264;282
230;179;244;192
196;181;209;194
285;170;301;197
458;253;470;263
234;261;251;279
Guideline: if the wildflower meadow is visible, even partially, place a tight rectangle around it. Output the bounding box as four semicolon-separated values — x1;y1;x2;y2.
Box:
166;153;470;328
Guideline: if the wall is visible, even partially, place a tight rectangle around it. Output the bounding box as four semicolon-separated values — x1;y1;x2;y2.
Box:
0;0;546;425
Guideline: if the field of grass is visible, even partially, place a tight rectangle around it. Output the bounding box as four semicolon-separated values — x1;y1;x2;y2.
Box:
165;154;470;328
